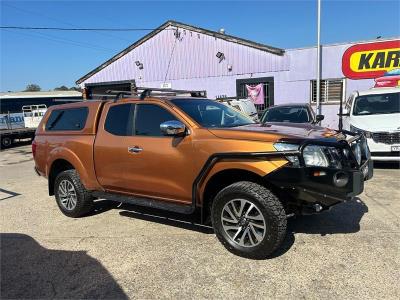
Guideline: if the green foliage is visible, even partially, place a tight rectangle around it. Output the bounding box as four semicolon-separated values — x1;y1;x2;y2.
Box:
54;85;69;91
24;84;41;92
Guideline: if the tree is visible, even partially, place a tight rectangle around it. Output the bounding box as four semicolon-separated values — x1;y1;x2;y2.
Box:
69;86;82;92
54;85;69;91
24;84;41;92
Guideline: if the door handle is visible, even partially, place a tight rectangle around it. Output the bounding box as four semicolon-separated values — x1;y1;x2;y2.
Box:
128;146;143;153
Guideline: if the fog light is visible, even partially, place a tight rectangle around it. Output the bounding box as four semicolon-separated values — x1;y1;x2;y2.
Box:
313;171;327;177
333;171;349;187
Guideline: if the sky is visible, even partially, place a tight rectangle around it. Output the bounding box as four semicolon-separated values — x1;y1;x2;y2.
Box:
0;0;399;92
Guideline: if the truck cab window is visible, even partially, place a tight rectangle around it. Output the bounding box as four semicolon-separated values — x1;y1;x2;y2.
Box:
135;104;177;136
104;103;134;136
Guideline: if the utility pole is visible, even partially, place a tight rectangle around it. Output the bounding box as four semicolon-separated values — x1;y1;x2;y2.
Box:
316;0;322;116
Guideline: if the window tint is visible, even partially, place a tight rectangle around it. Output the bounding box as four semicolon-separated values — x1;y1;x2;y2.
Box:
135;104;177;136
261;106;310;123
353;92;399;116
172;99;254;128
46;107;88;131
105;103;134;136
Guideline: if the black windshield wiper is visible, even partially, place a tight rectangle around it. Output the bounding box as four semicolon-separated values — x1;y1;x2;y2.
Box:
223;123;255;128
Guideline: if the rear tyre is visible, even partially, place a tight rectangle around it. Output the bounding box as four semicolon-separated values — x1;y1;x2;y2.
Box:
211;181;287;259
54;169;94;218
1;137;12;149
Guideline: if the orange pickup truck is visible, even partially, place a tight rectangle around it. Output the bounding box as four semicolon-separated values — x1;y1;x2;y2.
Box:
33;88;373;258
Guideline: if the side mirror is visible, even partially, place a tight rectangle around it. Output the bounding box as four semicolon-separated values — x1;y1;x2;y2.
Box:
315;114;324;122
160;120;186;136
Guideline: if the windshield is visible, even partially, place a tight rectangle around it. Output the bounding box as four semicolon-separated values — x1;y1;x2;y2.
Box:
353;92;400;116
261;106;310;123
171;98;255;128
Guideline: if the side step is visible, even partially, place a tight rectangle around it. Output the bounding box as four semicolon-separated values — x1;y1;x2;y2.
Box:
91;191;194;214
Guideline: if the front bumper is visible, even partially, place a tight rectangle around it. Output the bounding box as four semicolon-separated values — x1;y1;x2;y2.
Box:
265;159;373;208
266;133;373;211
367;137;400;161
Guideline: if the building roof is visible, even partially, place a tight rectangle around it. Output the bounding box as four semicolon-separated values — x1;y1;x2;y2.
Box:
0;91;82;99
76;20;285;85
286;36;399;51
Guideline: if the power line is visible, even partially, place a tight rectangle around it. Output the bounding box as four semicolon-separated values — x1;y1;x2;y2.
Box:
3;3;135;43
0;26;162;31
3;29;116;53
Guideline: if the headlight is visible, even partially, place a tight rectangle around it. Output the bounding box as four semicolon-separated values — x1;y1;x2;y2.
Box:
274;142;343;168
350;125;372;138
351;142;362;165
273;143;300;166
303;145;329;167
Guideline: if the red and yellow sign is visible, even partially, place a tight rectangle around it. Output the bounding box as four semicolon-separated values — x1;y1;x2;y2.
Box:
342;40;400;79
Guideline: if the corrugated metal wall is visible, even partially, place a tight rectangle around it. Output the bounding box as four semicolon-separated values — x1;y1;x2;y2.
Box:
81;25;289;85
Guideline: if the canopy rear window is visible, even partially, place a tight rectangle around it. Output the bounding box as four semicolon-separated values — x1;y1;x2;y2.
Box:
45;107;88;131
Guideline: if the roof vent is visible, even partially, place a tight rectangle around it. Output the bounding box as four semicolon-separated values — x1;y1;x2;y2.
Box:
219;28;225;34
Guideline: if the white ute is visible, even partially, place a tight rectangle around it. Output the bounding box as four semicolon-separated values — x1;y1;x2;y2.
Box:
342;87;400;161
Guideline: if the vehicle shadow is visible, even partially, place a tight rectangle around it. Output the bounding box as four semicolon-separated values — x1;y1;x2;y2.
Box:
0;233;128;299
87;199;122;216
288;197;368;235
119;204;214;234
270;198;368;258
116;198;368;258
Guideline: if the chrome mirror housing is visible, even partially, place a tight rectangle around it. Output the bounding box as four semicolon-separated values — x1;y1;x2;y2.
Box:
160;120;186;136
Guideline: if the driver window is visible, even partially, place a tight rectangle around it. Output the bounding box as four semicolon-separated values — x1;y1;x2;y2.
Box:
135;104;178;136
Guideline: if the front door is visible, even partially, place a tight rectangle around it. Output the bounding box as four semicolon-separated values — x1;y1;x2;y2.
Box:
94;101;196;204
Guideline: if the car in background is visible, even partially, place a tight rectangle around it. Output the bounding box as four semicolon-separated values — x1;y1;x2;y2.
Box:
374;68;400;88
260;103;324;124
342;87;400;161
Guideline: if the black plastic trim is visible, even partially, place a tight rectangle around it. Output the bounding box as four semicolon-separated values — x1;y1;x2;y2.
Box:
91;191;193;214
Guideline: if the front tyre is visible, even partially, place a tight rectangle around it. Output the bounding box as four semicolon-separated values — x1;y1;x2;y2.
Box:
54;170;94;218
211;181;287;259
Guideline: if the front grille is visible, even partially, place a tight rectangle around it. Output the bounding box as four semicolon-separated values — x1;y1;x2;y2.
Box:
371;132;400;145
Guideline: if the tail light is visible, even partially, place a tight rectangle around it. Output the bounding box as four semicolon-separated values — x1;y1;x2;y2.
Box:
32;140;37;158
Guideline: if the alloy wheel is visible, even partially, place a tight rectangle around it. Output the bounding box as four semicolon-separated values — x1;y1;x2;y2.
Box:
58;179;77;210
221;199;266;248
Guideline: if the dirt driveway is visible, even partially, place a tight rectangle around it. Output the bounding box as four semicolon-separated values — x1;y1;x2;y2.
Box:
1;145;399;299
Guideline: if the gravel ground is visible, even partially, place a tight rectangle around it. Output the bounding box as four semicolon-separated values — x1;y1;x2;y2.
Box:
1;144;399;299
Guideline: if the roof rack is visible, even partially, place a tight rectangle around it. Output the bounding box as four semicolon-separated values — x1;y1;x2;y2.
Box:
91;87;207;102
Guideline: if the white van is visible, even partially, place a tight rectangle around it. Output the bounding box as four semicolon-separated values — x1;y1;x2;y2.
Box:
342;87;400;161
